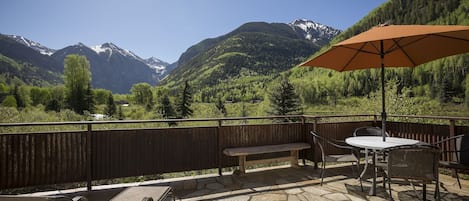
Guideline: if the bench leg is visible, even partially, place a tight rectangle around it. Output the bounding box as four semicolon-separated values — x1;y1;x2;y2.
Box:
290;150;299;167
238;155;246;174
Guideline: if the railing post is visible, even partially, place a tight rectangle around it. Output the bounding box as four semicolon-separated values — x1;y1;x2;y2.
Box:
449;119;457;177
217;120;222;176
87;123;92;191
301;116;306;165
313;117;318;169
449;119;456;138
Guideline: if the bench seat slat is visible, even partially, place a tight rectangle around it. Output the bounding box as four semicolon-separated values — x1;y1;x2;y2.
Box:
223;142;310;156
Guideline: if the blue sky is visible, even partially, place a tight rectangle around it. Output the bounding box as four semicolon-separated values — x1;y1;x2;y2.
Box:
0;0;387;63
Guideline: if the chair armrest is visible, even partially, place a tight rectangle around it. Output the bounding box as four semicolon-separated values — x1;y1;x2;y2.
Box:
433;134;464;145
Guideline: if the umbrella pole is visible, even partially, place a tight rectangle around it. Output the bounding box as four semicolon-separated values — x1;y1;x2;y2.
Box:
380;40;386;142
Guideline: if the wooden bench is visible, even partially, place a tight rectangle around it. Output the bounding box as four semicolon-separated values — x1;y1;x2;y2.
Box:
223;142;311;175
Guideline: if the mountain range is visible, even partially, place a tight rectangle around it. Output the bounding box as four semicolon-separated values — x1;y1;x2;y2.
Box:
0;19;339;94
0;36;171;93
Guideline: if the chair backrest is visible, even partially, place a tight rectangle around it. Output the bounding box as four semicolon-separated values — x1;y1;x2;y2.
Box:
457;134;469;165
311;131;326;162
353;126;389;137
386;144;440;182
310;131;358;161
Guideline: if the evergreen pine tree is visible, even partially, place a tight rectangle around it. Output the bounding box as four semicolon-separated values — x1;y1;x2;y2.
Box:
45;99;61;112
465;76;469;108
268;74;303;121
105;94;117;117
175;81;193;118
158;94;177;126
215;97;227;117
84;83;95;113
117;105;124;120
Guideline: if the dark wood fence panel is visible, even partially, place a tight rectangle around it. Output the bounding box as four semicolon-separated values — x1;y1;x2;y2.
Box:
0;132;87;189
1;117;467;190
457;126;469;135
219;123;305;168
387;121;449;144
92;127;218;180
388;121;450;160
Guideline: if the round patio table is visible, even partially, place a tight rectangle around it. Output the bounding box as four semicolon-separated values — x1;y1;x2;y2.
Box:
345;136;420;196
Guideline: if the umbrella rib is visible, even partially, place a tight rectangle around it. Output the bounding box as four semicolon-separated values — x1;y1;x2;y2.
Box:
386;35;427;53
432;33;469;42
339;44;381;55
340;42;372;71
369;41;381;54
391;38;417;66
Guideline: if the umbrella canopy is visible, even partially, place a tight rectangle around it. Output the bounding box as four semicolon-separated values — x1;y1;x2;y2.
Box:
301;24;469;141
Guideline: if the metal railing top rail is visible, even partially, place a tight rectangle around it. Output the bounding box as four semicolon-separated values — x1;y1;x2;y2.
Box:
302;114;377;119
0;114;377;127
388;114;469;121
0;114;467;128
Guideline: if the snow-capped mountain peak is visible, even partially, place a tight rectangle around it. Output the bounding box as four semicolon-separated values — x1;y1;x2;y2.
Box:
92;42;142;61
289;19;341;42
144;57;170;75
90;43;170;76
6;35;55;56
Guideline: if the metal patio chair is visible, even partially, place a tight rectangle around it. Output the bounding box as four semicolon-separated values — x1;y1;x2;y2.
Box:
380;144;440;200
310;131;363;190
433;134;469;189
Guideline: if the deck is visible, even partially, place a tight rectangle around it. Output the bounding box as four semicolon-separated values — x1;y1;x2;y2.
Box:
26;163;469;201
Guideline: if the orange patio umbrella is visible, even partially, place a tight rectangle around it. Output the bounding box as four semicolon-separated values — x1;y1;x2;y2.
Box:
301;24;469;141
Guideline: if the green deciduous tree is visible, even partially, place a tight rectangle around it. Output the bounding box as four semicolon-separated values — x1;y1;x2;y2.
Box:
63;54;91;114
12;85;29;108
30;86;51;106
131;83;153;109
94;88;112;105
1;95;17;107
175;81;193;118
268;74;303;120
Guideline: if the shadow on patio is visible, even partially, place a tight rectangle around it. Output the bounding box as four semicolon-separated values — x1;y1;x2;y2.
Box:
41;163;469;201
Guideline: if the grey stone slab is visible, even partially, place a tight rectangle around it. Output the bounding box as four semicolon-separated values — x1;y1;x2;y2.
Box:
323;193;350;201
285;188;303;195
182;189;211;199
250;193;287;201
219;195;251;201
287;194;302;201
298;192;329;201
302;186;332;196
206;182;224;190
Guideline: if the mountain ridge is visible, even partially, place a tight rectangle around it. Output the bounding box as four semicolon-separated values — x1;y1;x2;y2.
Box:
0;35;171;93
159;19;340;102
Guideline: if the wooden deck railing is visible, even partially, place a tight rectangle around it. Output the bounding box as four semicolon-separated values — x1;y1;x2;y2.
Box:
0;114;468;191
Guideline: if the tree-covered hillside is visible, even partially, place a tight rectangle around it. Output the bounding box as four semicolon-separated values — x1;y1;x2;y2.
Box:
292;0;469;107
160;22;325;102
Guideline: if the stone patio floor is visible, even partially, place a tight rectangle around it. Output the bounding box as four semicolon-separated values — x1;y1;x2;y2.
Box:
26;163;469;201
